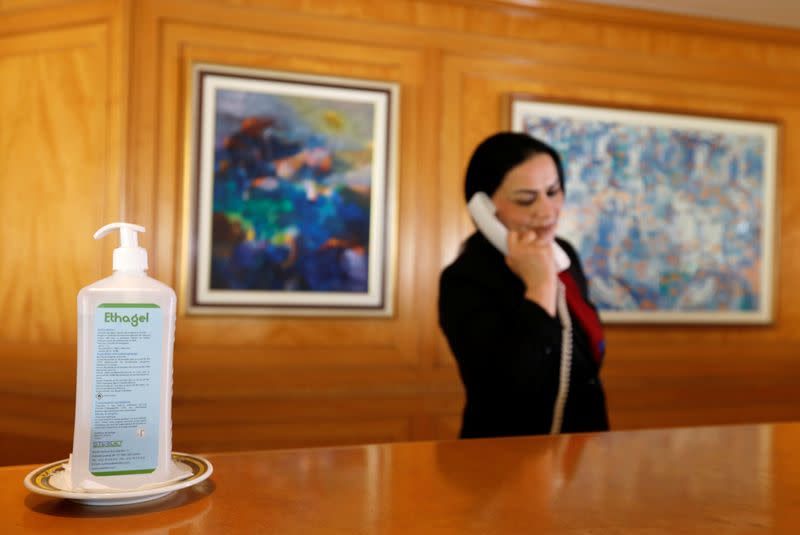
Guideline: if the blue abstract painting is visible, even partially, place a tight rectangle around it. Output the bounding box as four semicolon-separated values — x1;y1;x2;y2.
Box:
512;100;777;323
189;66;397;315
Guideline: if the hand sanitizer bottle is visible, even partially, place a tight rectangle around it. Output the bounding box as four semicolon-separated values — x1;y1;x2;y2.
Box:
70;222;183;491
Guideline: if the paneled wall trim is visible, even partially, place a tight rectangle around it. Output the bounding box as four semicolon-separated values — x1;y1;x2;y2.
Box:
2;0;800;466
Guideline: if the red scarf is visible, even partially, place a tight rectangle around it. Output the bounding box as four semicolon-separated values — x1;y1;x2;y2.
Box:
558;271;605;365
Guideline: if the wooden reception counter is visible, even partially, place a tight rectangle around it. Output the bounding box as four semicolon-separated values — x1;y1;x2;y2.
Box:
4;422;800;533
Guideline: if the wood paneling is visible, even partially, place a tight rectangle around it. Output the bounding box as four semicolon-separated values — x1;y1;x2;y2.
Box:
0;0;129;465
0;26;119;344
125;2;441;373
2;0;800;466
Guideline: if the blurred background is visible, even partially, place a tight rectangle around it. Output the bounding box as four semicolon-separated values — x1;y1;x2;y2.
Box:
2;0;800;466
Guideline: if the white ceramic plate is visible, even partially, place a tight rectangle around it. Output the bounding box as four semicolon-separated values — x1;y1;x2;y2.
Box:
24;452;213;506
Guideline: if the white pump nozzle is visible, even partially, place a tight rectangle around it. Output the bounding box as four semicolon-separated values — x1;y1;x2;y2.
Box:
94;222;148;271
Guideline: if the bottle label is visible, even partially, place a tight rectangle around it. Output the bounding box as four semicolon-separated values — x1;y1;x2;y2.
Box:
90;303;162;476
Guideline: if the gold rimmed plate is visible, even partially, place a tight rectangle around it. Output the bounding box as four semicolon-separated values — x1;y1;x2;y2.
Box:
24;452;213;506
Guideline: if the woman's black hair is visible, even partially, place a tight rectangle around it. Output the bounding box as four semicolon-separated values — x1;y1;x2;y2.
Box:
464;132;564;202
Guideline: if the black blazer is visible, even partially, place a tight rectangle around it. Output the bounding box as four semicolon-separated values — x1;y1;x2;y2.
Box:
439;232;609;439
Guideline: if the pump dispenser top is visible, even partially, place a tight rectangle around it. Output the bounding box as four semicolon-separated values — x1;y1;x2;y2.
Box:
94;222;148;271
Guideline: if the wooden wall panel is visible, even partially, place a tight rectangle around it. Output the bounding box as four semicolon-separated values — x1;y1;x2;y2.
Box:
125;0;457;459
3;0;800;466
0;25;119;344
0;0;129;465
126;4;439;363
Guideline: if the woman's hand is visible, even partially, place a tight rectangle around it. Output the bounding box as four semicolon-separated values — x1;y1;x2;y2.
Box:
505;229;558;316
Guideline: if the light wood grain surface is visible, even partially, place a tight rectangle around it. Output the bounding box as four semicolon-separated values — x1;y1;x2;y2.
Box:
5;422;800;533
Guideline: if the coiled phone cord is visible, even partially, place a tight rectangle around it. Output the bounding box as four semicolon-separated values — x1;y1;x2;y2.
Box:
549;280;572;435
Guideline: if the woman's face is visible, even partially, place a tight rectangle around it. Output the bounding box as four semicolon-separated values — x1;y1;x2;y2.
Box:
490;153;564;242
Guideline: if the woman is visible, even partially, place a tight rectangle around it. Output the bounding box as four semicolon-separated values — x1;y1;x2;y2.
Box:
439;132;609;439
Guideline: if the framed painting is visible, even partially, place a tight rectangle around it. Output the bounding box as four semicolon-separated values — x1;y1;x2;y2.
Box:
184;63;399;316
510;97;778;324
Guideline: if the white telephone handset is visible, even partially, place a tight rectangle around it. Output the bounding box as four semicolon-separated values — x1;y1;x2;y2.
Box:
468;191;573;434
468;192;571;272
